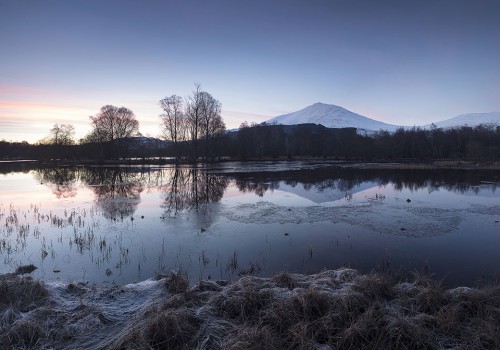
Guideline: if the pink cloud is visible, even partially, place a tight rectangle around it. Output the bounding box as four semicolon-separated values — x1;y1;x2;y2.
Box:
0;84;56;98
0;101;94;120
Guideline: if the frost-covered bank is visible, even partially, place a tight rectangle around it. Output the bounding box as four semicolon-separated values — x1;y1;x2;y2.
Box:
1;269;499;349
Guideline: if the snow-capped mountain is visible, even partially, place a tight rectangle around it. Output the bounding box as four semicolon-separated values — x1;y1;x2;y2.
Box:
266;103;399;133
425;112;500;129
264;103;500;133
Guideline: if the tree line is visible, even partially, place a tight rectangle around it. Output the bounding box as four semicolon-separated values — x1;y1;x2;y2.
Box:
1;87;499;161
213;122;500;161
0;84;225;161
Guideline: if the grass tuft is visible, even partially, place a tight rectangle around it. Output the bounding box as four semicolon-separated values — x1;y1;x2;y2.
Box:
212;278;274;322
165;270;189;294
0;275;48;312
14;264;37;275
1;319;43;348
272;272;298;289
143;308;201;349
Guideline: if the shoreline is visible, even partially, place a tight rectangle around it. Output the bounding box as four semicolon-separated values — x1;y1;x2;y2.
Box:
1;269;499;349
1;158;500;170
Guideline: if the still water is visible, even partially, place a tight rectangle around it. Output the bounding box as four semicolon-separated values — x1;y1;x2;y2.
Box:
0;162;499;287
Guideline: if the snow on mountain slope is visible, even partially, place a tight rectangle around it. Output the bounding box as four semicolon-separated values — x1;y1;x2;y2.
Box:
264;103;499;133
426;112;500;129
266;103;399;133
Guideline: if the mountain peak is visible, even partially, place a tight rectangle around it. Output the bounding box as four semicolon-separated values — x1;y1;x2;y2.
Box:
265;103;500;132
309;102;344;110
311;102;334;107
428;111;500;129
266;103;399;132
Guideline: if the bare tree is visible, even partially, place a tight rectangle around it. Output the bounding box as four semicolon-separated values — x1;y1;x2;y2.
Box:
89;105;139;142
159;95;186;159
185;84;225;159
200;91;225;140
41;124;75;145
186;84;204;159
199;92;225;157
87;105;140;158
160;84;226;160
52;124;75;145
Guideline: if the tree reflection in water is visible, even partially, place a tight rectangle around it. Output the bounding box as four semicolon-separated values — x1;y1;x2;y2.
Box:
160;168;228;225
80;168;144;220
236;178;280;197
15;164;500;285
31;166;498;224
34;167;78;199
229;167;498;197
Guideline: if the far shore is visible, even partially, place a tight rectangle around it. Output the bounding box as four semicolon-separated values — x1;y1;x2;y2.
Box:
1;158;500;170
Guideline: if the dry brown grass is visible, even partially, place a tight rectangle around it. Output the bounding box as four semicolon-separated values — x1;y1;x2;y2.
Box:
0;275;49;348
436;285;500;349
142;308;201;349
1;269;500;349
115;269;500;349
212;277;274;322
165;270;190;294
271;272;298;289
0;274;48;312
2;319;44;348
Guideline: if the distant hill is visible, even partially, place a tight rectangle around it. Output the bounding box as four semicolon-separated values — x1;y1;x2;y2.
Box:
425;112;500;129
123;136;171;156
266;103;500;133
266;103;400;133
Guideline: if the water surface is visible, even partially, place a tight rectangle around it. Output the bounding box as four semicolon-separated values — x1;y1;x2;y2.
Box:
1;162;499;287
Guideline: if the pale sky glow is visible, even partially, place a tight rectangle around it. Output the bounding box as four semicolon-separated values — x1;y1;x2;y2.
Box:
1;0;500;143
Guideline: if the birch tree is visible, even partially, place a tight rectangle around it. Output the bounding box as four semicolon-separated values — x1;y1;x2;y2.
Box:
159;95;186;159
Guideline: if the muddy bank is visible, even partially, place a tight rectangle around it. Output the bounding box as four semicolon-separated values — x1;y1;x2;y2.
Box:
1;269;499;349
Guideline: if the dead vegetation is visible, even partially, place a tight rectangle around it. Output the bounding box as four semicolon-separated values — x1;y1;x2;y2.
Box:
0;274;48;313
1;269;499;349
0;274;49;348
14;264;38;275
165;269;190;294
115;269;500;349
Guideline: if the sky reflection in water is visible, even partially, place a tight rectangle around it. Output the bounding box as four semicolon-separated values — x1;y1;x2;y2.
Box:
0;163;499;287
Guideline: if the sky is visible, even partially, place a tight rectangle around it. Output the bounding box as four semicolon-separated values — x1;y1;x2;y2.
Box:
1;0;500;143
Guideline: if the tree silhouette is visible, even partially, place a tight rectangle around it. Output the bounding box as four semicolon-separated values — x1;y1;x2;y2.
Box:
86;105;140;159
160;84;226;160
47;124;75;145
159;95;187;160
